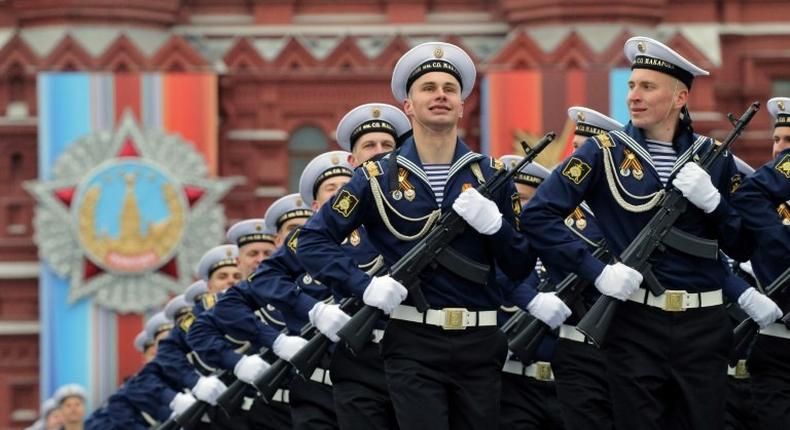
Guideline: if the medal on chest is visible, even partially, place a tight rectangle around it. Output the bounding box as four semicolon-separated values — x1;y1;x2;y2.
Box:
619;148;644;180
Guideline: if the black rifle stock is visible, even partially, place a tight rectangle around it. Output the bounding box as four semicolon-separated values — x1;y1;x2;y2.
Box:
336;132;557;355
729;265;790;365
509;242;610;361
575;102;761;347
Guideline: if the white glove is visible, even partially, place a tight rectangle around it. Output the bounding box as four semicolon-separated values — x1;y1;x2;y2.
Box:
363;275;408;315
526;292;572;329
672;163;721;213
273;334;308;362
169;391;196;416
233;354;270;384
191;375;227;406
595;263;643;301
738;287;783;329
452;188;503;235
738;261;756;278
308;302;351;342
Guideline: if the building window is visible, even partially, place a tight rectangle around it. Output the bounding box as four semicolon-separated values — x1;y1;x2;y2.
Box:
288;125;328;193
772;80;790;96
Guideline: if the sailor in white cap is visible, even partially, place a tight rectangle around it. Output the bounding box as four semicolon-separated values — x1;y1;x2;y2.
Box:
227;218;277;278
133;330;155;363
197;244;241;294
729;96;790;430
336;102;411;166
298;41;537;429
567;106;624;150
143;312;173;346
523;36;775;430
54;384;87;430
264;193;314;248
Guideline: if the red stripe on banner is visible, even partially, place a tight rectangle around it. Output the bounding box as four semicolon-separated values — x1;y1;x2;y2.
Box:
487;71;542;158
562;70;588;159
113;74;145;385
114;74;141;123
162;74;218;174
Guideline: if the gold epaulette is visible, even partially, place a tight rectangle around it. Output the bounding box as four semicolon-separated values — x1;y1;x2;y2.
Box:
362;160;383;179
594;133;615;149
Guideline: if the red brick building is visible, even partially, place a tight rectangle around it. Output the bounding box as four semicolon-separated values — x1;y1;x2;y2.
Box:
1;1;789;427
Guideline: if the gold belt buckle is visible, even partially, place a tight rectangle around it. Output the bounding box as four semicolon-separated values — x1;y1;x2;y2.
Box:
442;308;468;330
734;359;750;379
535;361;553;381
663;290;687;312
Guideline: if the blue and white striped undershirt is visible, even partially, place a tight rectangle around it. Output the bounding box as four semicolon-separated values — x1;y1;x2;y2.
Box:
645;139;677;186
423;163;451;205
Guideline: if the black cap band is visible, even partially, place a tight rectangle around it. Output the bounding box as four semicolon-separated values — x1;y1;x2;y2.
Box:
405;59;463;95
237;233;275;246
775;114;790;128
575;122;608;137
312;167;353;198
514;173;544;187
208;258;237;278
632;55;694;89
276;209;313;230
349;120;398;150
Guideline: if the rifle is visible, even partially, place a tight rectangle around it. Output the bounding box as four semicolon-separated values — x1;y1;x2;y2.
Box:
336;132;556;355
155;370;228;430
509;241;610;361
575;102;761;347
729;265;790;365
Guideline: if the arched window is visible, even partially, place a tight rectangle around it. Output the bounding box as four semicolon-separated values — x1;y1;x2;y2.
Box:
288;125;328;193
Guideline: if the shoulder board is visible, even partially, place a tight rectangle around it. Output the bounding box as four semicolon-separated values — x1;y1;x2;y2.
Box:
179;312;195;332
202;293;216;310
593;133;615;149
361;160;383;179
287;227;300;253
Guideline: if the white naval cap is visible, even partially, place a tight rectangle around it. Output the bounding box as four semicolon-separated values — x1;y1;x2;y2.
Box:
41;398;58;418
164;294;191;320
568;106;624;137
391;41;476;102
143;311;173;340
264;193;314;232
133;330;152;353
54;383;87;405
733;156;755;176
226;218;275;247
767;97;790;128
624;36;709;89
197;244;238;281
299;151;354;207
499;155;551;187
336;103;411;152
184;280;208;303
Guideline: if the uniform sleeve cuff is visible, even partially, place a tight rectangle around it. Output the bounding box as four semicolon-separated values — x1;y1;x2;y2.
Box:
293;294;320;320
578;253;607;283
220;350;243;372
708;197;729;220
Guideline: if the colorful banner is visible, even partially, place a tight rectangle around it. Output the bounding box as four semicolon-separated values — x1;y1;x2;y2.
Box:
35;72;219;408
480;67;633;167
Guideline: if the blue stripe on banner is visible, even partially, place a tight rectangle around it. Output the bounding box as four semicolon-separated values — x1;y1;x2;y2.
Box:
38;73;94;405
609;68;632;125
142;73;163;129
480;76;490;155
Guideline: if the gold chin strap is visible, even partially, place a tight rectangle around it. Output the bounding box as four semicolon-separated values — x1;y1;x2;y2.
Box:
368;174;441;241
600;136;665;213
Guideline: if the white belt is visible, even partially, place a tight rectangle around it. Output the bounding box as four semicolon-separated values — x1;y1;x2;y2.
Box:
759;322;790;340
559;324;594;344
310;367;332;386
627;288;722;312
391;305;498;330
272;389;290;404
727;359;749;379
372;329;385;344
502;359;554;382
